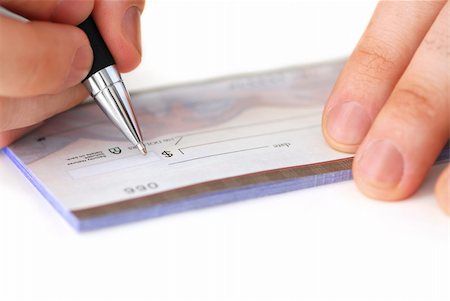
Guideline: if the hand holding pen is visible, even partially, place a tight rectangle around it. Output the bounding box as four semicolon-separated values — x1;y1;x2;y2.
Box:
0;0;145;152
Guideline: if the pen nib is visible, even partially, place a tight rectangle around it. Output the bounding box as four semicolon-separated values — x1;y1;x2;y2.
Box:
137;142;147;156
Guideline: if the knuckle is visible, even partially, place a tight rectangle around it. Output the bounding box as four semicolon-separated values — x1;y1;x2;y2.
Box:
392;80;444;122
352;35;400;81
423;27;450;58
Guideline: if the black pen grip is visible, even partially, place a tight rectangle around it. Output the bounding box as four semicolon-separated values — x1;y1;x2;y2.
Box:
78;16;115;80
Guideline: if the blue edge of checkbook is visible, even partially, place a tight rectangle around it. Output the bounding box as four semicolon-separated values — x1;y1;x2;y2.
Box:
3;143;449;232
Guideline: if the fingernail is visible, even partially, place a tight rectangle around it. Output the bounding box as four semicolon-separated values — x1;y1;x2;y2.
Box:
122;6;142;55
326;101;372;145
65;45;92;88
357;140;404;189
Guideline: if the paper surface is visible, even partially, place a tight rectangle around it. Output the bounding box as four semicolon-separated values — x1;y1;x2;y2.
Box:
9;60;446;231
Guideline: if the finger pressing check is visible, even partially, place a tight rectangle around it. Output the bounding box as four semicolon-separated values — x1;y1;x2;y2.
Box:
353;2;449;200
322;0;446;153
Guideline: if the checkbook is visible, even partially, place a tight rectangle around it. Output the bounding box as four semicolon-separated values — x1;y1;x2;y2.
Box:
5;60;449;231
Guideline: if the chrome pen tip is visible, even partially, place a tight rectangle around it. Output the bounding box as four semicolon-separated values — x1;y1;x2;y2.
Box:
137;142;147;156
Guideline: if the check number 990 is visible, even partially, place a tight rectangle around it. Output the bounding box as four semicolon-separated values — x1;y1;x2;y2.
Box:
124;182;159;194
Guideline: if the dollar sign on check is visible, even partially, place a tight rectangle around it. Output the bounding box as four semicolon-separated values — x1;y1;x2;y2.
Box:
161;151;173;158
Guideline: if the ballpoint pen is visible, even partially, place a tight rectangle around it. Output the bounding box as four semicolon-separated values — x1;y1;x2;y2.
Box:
78;16;147;155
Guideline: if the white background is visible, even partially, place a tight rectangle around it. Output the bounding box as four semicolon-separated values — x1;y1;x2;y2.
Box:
1;1;449;300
